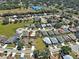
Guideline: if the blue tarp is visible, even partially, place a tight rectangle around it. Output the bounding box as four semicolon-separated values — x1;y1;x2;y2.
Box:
32;6;42;10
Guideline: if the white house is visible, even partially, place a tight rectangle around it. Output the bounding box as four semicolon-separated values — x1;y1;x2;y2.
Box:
63;55;73;59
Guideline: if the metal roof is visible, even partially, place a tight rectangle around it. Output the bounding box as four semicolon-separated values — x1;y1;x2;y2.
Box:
68;34;76;40
63;35;72;42
47;30;54;36
56;36;65;43
63;55;73;59
41;31;49;37
50;37;58;44
43;37;52;44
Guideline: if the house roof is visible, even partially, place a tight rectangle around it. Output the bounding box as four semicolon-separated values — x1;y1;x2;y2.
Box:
63;55;73;59
69;28;76;32
41;24;46;28
50;37;58;44
47;30;54;36
41;31;49;37
75;32;79;39
76;26;79;31
56;36;65;43
68;34;76;40
53;30;60;35
63;35;71;42
43;37;52;44
32;6;42;10
46;23;52;27
0;36;7;43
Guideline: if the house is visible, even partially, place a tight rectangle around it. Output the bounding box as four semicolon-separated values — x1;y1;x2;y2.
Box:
0;36;7;43
68;27;76;32
30;24;36;29
56;36;65;43
51;23;56;27
35;24;42;28
50;37;58;45
63;55;73;59
58;28;65;34
47;30;54;36
63;28;70;33
7;53;14;59
41;17;47;23
16;28;24;35
43;37;52;44
68;34;76;41
31;6;43;10
9;35;19;43
22;31;29;37
53;29;60;35
34;16;41;22
63;35;72;42
41;24;46;28
46;23;52;28
30;30;36;38
41;30;49;37
75;31;79;39
76;26;79;31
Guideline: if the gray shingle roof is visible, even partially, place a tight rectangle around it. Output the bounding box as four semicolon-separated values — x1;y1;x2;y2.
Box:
68;34;76;40
56;36;65;43
47;30;54;36
50;37;58;44
41;31;49;37
63;35;72;42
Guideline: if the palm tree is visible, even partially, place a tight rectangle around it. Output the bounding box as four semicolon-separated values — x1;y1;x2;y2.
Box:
17;40;24;50
33;49;50;59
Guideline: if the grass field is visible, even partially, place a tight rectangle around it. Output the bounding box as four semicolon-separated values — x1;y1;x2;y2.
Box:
0;18;34;38
0;8;36;15
0;8;29;14
0;21;26;38
34;38;46;51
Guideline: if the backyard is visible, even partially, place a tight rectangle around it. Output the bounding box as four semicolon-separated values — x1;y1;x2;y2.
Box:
34;38;46;51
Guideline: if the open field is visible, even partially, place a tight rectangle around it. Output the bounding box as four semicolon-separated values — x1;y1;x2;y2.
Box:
0;8;31;14
0;21;25;38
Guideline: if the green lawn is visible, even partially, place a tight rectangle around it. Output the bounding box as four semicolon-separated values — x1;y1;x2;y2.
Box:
0;22;26;38
34;38;46;51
